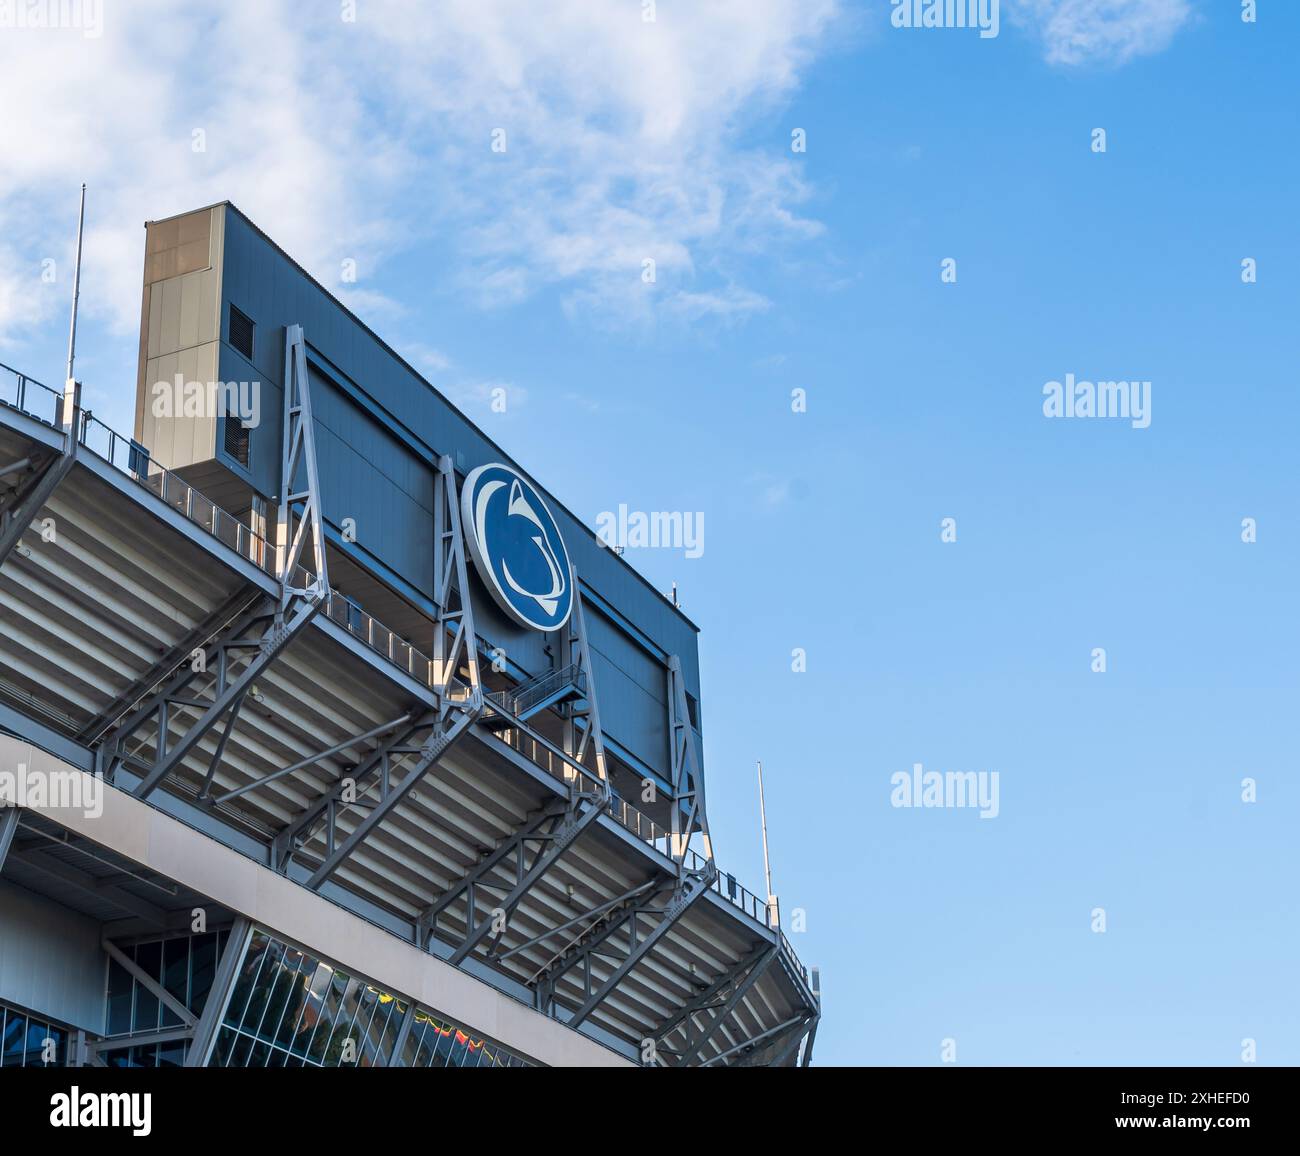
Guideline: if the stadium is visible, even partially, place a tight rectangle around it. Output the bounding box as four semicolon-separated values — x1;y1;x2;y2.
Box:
0;202;820;1069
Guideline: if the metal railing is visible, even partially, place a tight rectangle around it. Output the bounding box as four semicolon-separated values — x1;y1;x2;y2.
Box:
486;661;585;721
0;361;63;426
0;371;461;698
0;364;809;987
492;716;809;980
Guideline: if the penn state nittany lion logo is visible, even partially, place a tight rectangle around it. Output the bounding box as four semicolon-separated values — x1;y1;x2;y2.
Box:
461;463;573;632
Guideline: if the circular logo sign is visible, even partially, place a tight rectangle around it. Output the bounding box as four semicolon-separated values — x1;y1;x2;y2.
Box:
461;463;574;632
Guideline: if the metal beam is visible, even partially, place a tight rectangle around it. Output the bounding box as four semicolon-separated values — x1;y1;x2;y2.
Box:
0;450;75;570
271;708;439;870
419;789;606;965
667;653;711;866
493;880;657;964
557;572;611;794
768;1018;812;1067
432;453;481;706
209;713;411;806
386;1001;418;1067
76;587;262;745
276;324;329;610
700;1014;807;1068
102;937;198;1027
185;918;253;1066
534;861;716;1029
304;705;478;890
799;1016;819;1067
650;941;770;1052
8;848;168;925
96;596;275;779
0;807;19;871
667;943;779;1067
121;594;320;800
87;1026;195;1055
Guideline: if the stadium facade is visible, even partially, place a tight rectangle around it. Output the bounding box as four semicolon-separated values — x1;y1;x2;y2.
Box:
0;202;820;1068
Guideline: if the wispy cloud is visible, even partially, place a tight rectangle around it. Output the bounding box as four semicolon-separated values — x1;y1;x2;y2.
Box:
1008;0;1193;66
444;379;528;416
0;0;839;348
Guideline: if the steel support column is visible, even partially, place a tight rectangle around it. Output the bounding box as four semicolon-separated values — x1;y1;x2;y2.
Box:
799;1016;820;1067
556;571;610;793
432;453;481;706
276;324;329;611
0;378;79;569
769;1021;812;1067
667;654;711;866
185;917;253;1066
271;708;438;870
386;1001;418;1067
0;807;19;872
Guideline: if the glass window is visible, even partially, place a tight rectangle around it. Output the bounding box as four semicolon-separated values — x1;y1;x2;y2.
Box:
212;929;532;1068
99;930;238;1068
0;1001;69;1066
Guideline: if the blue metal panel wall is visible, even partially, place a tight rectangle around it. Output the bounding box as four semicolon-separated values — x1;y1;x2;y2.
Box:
0;879;104;1033
215;204;703;787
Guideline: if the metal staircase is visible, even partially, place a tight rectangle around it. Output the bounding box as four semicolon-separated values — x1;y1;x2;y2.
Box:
481;662;588;731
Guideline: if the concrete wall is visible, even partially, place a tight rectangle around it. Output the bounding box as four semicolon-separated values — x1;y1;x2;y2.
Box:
134;206;224;470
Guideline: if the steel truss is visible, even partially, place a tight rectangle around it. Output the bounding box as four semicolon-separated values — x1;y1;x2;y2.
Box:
96;593;319;799
92;326;337;799
301;701;478;890
667;654;711;866
269;449;483;883
531;858;717;1028
556;571;611;789
709;1013;811;1067
0;380;79;570
432;453;481;701
651;942;779;1067
76;588;263;747
408;567;608;966
416;787;607;964
277;324;329;609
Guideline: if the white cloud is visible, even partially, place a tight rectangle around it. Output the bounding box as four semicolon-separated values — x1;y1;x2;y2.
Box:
1008;0;1192;66
401;342;453;375
445;379;528;414
0;0;839;349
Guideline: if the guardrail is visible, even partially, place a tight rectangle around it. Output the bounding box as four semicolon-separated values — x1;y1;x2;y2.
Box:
492;719;808;980
0;370;468;701
0;364;809;988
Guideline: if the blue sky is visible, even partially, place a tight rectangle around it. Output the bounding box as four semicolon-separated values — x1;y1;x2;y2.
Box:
1;1;1296;1065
